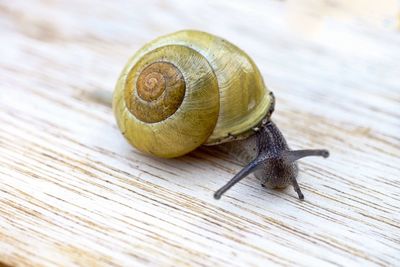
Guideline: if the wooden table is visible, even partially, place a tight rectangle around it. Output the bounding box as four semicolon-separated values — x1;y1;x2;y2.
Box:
1;1;399;266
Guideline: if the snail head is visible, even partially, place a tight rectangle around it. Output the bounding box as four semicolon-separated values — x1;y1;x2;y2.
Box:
214;121;329;200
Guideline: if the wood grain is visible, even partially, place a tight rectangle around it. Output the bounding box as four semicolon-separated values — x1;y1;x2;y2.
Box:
0;0;399;266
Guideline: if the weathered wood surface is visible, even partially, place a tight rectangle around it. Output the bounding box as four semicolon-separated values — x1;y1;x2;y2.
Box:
0;0;399;266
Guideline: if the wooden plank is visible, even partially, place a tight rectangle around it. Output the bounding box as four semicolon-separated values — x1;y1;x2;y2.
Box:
0;0;399;266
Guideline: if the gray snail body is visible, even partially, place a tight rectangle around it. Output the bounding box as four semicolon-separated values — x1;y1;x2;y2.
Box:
215;119;329;200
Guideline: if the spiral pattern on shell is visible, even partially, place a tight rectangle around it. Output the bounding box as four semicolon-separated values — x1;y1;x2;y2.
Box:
126;62;186;123
114;44;220;158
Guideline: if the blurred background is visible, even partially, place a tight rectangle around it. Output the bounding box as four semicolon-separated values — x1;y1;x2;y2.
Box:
3;0;398;128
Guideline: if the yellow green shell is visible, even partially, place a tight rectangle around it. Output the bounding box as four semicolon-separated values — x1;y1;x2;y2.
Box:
113;30;274;158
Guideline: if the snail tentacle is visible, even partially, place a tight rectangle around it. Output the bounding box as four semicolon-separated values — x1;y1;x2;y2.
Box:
213;155;269;200
291;177;304;200
282;149;329;164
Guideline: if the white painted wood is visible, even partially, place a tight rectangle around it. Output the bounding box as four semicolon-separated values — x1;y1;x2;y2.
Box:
0;0;399;266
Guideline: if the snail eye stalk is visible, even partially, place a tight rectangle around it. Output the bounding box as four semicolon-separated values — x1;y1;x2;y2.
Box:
291;177;304;200
282;149;329;164
213;156;267;200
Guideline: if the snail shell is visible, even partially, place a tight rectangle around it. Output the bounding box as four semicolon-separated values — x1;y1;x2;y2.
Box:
113;30;274;158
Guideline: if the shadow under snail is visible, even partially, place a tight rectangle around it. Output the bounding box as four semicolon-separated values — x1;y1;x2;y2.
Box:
111;30;329;200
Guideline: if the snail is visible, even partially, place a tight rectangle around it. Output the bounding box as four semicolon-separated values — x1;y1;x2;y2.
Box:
112;30;329;200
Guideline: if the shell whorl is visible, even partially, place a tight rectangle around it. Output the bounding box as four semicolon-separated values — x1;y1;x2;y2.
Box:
113;44;220;158
126;62;186;123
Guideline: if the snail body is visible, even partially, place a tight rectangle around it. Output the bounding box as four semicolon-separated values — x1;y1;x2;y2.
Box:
213;121;328;200
113;30;329;200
